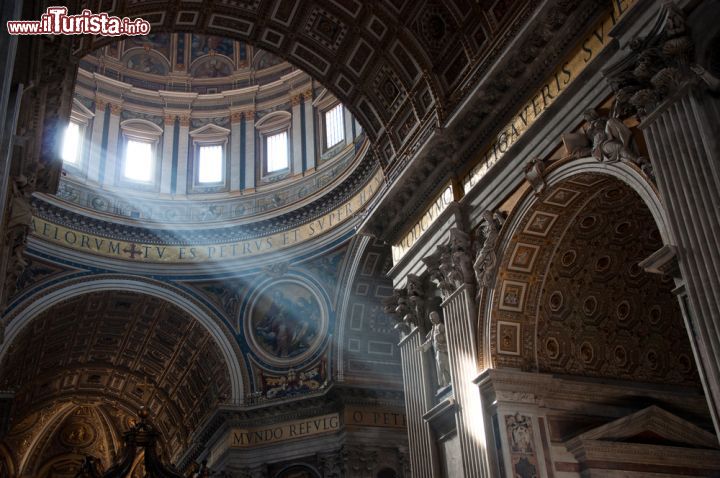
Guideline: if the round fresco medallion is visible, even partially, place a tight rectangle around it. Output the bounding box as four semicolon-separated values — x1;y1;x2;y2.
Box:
245;278;328;366
59;422;95;448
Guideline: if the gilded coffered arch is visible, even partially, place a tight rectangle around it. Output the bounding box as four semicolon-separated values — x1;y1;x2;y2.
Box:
484;159;698;386
1;275;246;402
0;289;238;466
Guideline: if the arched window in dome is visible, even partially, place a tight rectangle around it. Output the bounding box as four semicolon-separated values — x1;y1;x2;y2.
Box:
314;90;349;165
119;119;163;189
124;139;153;182
255;111;292;181
62;122;81;165
62;99;95;173
266;131;289;173
324;103;345;149
198;145;223;183
189;123;230;192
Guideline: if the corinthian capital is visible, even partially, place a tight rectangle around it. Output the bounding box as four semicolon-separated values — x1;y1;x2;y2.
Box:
605;3;719;119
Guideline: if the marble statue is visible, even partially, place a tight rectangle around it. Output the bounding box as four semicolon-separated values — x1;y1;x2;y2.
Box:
474;210;505;290
419;311;451;388
561;108;652;176
449;228;474;286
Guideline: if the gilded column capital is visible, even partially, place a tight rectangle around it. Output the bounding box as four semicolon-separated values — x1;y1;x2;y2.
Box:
109;103;122;115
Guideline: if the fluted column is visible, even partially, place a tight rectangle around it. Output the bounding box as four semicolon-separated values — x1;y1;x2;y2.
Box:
243;110;255;190
291;94;303;175
87;99;106;183
175;114;190;195
160;113;175;194
303;90;315;171
441;284;492;477
399;326;440;478
230;111;242;191
102;103;121;186
640;85;720;436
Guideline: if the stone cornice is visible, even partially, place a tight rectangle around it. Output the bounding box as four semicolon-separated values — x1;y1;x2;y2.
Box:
33;153;379;245
179;384;405;469
477;369;709;412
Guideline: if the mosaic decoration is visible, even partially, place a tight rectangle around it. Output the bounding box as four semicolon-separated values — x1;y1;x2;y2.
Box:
190;56;234;78
191;34;234;62
245;279;328;366
176;32;185;68
498;280;527;312
497;321;521;356
124;33;171;58
258;360;327;400
125;50;169;75
507;243;540;273
505;413;539;478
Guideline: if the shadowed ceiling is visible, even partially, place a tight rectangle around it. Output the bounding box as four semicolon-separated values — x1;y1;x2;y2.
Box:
0;291;232;461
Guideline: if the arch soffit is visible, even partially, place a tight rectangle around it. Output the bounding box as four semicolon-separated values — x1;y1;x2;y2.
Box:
483;158;668;369
0;276;245;402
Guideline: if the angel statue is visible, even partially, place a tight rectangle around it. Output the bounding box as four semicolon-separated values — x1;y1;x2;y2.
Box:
563;108;651;176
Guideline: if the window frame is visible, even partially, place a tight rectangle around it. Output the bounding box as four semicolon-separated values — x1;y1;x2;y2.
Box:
189;123;230;193
62;99;95;176
264;129;290;175
254;110;293;183
322;102;345;151
118;119;163;190
196;143;226;185
313;90;349;167
123;139;155;183
61;121;83;166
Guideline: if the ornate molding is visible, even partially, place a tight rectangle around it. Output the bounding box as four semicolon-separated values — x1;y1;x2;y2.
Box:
109;103;122;115
361;0;605;241
604;3;720;119
35;153;379;246
473;210;505;294
561;109;653;178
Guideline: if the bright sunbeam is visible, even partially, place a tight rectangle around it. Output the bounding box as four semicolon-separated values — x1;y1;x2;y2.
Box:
459;352;489;447
62;122;80;164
